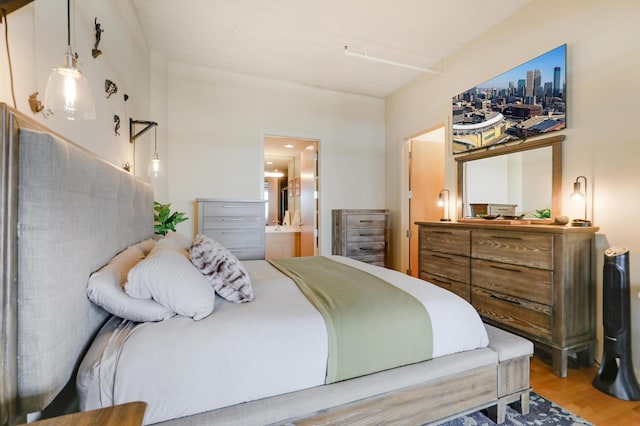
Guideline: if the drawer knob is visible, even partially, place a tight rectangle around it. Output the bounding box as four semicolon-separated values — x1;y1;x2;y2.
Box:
359;219;374;223
491;235;523;241
432;278;452;287
490;264;523;273
432;254;452;260
490;294;521;305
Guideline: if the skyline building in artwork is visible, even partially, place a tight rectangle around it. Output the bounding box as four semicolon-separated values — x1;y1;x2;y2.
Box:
553;66;561;97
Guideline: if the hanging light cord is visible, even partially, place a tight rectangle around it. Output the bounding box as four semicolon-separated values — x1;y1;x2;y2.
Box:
2;8;17;108
66;0;70;47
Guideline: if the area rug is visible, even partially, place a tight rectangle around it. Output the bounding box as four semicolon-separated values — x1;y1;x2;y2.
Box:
438;391;592;425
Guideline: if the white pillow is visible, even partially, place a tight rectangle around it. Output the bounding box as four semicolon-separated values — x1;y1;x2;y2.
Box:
190;234;254;303
87;245;175;322
132;238;156;255
156;232;192;250
126;242;215;320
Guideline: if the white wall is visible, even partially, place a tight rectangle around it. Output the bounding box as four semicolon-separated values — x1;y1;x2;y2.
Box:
386;0;640;365
0;0;155;185
166;63;385;254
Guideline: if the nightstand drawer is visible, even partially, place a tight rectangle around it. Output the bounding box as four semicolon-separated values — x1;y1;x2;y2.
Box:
203;229;263;248
201;215;263;229
472;229;553;270
346;227;386;242
351;253;385;267
420;272;470;302
420;227;470;257
472;286;552;341
346;241;385;257
346;214;387;229
226;246;265;260
472;258;552;305
202;201;264;216
420;250;470;284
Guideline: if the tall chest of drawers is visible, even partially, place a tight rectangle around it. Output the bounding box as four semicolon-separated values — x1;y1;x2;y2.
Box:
417;221;598;377
196;198;265;260
332;209;389;267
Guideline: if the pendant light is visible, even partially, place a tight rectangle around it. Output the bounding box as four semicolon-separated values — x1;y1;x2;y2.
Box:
43;0;95;120
147;125;163;178
130;119;162;177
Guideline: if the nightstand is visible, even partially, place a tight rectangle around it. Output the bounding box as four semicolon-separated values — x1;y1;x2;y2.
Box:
22;401;146;426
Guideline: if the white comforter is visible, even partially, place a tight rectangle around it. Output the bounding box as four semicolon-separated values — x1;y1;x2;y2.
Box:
77;256;488;424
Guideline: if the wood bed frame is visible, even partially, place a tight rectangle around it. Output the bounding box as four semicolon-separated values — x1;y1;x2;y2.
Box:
0;103;533;426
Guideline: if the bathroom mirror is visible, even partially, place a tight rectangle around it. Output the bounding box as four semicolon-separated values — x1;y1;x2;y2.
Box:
455;135;563;222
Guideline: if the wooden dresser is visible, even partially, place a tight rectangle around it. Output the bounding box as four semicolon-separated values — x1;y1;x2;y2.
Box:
417;221;599;377
196;198;265;260
332;209;389;267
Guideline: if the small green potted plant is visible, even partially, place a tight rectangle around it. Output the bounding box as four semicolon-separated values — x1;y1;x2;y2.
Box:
535;208;551;219
154;201;188;236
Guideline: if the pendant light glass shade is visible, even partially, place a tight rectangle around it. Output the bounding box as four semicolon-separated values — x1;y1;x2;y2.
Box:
148;152;163;177
147;126;163;177
43;1;95;120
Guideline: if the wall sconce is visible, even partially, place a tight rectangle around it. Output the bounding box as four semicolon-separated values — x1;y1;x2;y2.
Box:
437;188;451;222
130;119;162;177
43;0;95;120
570;175;591;227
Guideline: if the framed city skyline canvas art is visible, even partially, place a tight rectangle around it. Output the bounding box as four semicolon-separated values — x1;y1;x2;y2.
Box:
452;44;566;154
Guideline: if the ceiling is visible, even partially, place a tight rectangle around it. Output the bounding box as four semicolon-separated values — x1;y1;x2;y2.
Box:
133;0;531;99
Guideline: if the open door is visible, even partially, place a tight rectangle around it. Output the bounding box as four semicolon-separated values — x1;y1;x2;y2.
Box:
299;143;318;256
407;127;445;277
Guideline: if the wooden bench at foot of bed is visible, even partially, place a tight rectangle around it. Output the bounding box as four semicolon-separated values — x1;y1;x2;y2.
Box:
157;325;533;426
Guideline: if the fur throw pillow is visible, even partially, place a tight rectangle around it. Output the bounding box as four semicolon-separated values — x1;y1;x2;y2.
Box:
190;234;254;303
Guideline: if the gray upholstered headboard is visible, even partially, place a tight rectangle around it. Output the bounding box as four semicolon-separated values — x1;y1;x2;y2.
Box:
0;103;154;424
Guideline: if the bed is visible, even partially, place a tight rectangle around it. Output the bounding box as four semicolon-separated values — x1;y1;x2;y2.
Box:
0;102;533;426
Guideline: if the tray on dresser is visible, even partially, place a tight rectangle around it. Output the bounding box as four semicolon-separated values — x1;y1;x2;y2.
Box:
458;218;531;225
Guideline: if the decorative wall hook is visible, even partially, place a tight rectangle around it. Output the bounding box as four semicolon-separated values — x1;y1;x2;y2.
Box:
92;17;104;58
105;79;118;98
28;92;44;113
114;114;121;135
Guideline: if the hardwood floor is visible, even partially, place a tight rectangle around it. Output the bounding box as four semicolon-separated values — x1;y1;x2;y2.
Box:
530;353;640;425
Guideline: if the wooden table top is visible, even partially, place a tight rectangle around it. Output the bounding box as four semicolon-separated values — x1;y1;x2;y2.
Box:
21;401;147;426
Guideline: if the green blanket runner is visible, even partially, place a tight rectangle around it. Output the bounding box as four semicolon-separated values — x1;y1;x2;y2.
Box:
268;256;433;383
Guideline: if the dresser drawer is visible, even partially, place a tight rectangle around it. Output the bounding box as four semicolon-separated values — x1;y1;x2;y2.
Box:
420;272;470;302
419;227;470;257
352;254;385;267
346;241;385;258
201;201;264;217
472;258;552;305
201;215;264;230
420;250;470;284
202;229;263;249
346;214;387;229
472;286;552;341
346;227;385;242
472;230;553;270
226;246;264;261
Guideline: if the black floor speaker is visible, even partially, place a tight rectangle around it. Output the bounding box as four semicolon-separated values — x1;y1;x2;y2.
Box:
592;246;640;400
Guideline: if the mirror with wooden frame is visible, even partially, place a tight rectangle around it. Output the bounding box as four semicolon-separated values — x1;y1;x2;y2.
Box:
455;135;563;223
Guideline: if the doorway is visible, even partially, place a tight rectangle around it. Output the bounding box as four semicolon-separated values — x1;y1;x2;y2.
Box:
264;135;319;258
404;126;445;277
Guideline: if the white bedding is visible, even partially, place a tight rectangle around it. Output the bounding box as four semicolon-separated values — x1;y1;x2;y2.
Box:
77;256;488;425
